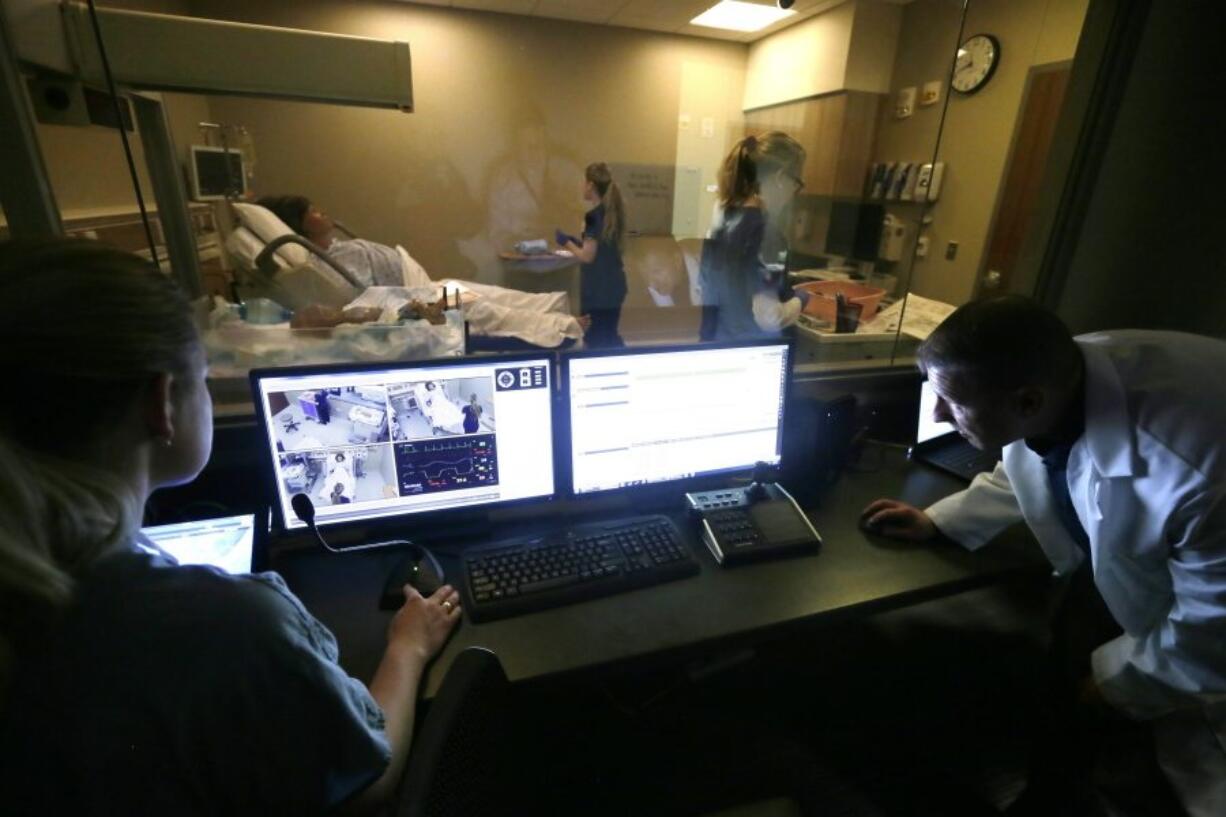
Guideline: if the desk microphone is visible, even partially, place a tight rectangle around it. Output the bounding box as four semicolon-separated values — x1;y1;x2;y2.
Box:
291;493;413;553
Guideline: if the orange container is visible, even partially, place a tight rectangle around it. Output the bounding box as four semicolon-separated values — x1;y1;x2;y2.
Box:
794;280;886;325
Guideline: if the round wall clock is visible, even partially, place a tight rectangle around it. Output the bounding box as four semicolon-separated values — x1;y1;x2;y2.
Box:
951;33;1000;95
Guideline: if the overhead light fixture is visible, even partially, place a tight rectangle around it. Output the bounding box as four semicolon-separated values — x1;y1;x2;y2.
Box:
690;0;797;33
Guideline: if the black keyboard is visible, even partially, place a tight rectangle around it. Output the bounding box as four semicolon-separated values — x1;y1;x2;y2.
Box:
460;515;699;622
931;444;998;478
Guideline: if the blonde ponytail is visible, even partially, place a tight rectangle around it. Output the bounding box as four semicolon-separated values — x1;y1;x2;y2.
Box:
717;131;806;207
0;239;198;684
585;162;626;250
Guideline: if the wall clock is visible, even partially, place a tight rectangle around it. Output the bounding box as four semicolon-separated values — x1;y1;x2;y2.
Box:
951;34;1000;95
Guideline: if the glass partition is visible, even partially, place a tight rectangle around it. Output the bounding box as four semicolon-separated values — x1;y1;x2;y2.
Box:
882;0;1090;367
13;0;1091;414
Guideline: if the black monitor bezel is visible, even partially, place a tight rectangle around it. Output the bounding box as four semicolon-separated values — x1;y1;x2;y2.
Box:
558;338;795;500
249;352;561;536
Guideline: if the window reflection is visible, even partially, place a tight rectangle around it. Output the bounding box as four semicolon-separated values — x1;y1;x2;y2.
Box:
10;0;1090;404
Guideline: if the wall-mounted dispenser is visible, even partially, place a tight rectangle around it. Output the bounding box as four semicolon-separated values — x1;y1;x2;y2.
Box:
879;214;907;262
914;162;945;202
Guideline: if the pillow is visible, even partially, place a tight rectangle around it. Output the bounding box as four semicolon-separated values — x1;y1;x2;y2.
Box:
225;225;277;270
230;202;312;267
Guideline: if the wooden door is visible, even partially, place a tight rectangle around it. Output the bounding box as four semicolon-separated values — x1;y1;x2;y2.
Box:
978;65;1071;296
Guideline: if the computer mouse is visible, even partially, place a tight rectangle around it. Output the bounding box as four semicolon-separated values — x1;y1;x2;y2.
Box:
378;545;445;610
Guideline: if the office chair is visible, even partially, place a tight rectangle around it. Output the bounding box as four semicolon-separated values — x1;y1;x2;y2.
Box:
282;415;300;433
393;647;519;817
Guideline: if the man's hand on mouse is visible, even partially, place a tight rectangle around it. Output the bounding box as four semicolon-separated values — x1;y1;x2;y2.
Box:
859;499;939;541
386;585;462;662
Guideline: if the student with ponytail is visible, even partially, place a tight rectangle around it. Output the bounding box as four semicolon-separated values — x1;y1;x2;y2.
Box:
0;239;458;814
700;131;810;341
559;162;629;347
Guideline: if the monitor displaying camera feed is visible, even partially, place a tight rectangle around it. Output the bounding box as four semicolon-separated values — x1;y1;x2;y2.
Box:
565;342;790;495
252;356;555;530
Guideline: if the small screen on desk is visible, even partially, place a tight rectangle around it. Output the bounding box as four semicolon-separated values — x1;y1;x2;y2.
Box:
253;356;555;530
565;342;789;494
917;379;958;444
141;515;254;574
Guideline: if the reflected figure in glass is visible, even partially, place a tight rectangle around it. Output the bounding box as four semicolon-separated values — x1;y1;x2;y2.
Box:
699;132;810;341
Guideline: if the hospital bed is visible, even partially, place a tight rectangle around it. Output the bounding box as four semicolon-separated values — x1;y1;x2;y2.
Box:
412;383;466;435
222;203;582;349
347;404;388;444
318;458;357;504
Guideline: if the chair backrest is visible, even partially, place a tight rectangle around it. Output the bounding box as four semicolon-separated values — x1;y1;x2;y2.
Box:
394;647;518;817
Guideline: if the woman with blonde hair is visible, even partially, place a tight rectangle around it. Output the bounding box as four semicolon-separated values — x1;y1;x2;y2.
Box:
0;239;459;814
700;131;810;340
559;161;629;347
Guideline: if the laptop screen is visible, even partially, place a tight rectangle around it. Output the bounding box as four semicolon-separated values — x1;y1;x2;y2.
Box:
252;355;555;530
916;379;958;444
565;341;790;495
141;514;255;574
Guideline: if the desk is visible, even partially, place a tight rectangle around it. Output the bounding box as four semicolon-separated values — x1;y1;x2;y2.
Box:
498;251;578;305
272;449;1046;698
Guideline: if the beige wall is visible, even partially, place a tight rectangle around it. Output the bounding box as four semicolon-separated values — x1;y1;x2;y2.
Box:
189;0;746;284
744;3;855;110
744;1;900;111
30;0;212;216
844;0;903;93
875;0;1089;305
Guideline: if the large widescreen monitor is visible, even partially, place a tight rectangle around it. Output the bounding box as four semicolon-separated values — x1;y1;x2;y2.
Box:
564;341;791;496
251;355;555;531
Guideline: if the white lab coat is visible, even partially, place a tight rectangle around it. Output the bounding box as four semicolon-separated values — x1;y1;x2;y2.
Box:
926;330;1226;817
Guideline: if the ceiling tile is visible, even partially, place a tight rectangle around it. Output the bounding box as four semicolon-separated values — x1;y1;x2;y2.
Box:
450;0;539;12
608;14;685;33
532;0;617;24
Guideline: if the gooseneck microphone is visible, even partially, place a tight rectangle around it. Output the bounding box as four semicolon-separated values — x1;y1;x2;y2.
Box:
291;493;414;553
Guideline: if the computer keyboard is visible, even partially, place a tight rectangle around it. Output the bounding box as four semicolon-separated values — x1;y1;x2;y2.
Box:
459;515;699;622
931;444;998;478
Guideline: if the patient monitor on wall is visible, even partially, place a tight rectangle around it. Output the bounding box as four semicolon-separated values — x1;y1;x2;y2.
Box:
189;145;246;201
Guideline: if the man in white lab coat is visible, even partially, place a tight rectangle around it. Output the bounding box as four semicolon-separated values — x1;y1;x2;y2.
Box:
861;296;1226;817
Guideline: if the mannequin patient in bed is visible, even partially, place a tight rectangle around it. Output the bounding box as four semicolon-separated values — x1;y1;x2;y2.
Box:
291;298;448;329
260;194;589;345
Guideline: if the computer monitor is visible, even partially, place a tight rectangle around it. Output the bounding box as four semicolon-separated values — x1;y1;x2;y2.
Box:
188;144;245;201
563;340;791;495
916;378;956;444
251;355;556;531
825;200;883;262
141;513;257;574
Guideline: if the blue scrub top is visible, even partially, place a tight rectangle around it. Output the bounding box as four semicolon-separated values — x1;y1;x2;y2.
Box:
0;546;390;815
700;206;784;341
580;204;628;312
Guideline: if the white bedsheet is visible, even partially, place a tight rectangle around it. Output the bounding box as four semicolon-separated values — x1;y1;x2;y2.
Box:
318;462;356;503
413;384;465;433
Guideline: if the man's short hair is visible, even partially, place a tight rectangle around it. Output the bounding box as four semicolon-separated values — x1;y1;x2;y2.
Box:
917;295;1081;393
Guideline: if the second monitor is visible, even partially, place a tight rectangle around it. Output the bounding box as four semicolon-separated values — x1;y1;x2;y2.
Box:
564;341;791;496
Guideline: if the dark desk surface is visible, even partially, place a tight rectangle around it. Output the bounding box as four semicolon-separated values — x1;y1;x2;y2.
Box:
273;450;1046;698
